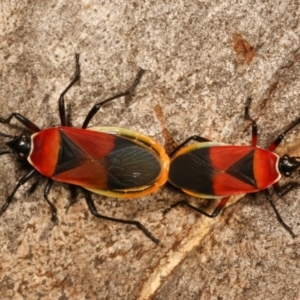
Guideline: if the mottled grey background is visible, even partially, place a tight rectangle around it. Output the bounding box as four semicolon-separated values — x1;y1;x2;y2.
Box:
1;1;300;299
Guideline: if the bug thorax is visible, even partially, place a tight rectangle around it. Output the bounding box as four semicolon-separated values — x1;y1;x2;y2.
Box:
6;134;31;159
278;155;300;177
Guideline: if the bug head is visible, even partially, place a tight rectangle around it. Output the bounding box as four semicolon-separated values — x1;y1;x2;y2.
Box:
4;133;31;159
279;155;300;177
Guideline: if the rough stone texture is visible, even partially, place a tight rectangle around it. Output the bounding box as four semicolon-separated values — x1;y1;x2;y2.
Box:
1;1;300;299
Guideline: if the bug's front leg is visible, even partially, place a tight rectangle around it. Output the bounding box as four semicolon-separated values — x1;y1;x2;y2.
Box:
0;169;38;216
264;189;296;238
0;113;40;133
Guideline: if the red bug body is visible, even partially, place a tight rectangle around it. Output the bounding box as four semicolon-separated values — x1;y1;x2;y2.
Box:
167;97;300;237
0;54;166;243
28;126;168;198
169;142;280;198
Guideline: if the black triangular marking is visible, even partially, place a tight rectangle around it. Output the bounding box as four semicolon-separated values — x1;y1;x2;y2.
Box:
227;150;256;187
54;131;89;175
169;148;216;195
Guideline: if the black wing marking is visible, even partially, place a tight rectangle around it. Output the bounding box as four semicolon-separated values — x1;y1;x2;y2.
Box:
169;148;216;195
106;144;161;189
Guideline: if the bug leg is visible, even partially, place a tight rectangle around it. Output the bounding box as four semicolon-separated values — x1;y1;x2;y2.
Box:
0;150;12;155
82;189;159;244
164;196;230;218
169;135;210;157
0;113;40;133
273;181;300;197
59;54;81;126
268;116;300;151
0;132;16;140
264;189;296;238
82;69;145;129
244;97;258;147
43;179;57;222
0;169;37;216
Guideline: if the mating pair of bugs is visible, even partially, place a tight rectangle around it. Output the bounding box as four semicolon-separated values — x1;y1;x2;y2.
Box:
0;54;299;243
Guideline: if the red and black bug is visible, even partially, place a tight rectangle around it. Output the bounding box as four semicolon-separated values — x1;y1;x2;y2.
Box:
168;97;300;237
0;54;169;243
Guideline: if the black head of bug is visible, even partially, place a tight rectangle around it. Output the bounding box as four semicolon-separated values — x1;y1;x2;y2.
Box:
6;133;31;159
279;155;300;177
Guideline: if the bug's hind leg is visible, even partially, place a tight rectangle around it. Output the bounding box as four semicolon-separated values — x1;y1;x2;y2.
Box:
169;135;210;157
82;189;159;244
164;196;230;218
